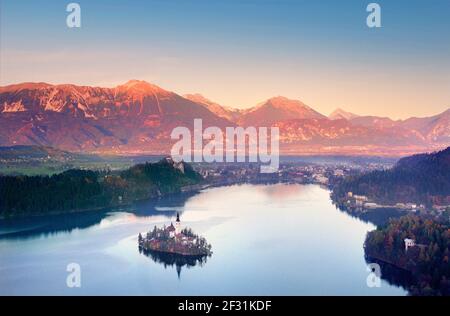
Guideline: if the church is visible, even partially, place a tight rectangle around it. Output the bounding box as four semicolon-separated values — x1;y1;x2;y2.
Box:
167;213;182;238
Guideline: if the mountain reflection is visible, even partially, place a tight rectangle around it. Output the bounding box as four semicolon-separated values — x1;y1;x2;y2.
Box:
139;247;211;278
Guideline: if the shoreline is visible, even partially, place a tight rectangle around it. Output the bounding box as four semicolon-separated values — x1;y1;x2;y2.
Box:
140;245;211;258
364;251;413;273
0;178;312;220
0;183;205;221
1;179;376;221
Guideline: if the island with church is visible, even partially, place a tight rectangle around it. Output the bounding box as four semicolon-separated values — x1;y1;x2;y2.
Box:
138;213;212;257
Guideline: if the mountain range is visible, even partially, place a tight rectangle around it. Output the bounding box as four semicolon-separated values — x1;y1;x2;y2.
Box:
0;80;448;156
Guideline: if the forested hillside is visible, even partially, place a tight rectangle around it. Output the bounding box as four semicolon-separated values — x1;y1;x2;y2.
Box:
333;147;450;205
0;158;202;217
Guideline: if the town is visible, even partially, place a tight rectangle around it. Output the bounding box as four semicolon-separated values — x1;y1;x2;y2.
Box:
192;157;450;218
193;156;390;187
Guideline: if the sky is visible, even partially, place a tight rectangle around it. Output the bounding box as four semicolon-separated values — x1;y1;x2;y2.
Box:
1;0;449;119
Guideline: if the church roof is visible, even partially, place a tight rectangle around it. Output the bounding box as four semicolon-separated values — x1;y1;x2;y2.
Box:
167;223;176;232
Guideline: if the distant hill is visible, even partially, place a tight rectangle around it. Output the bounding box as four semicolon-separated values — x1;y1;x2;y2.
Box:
0;145;122;176
237;96;325;126
333;147;450;205
329;108;359;120
0;157;202;217
184;93;242;121
0;145;89;161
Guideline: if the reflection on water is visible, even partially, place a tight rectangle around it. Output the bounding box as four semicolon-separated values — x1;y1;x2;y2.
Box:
139;247;211;279
365;256;415;290
333;203;414;292
0;191;196;241
0;211;108;240
0;184;408;295
334;205;408;228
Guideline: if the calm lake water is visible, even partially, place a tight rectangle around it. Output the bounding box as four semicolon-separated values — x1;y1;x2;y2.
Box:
0;184;407;295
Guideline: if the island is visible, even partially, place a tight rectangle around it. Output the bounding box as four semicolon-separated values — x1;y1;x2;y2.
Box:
138;213;212;257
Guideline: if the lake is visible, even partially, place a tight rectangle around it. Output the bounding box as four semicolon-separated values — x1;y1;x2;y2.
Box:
0;183;407;295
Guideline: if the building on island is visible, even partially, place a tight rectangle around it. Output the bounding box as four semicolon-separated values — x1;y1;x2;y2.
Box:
167;223;176;238
139;212;212;259
166;213;182;238
175;212;181;235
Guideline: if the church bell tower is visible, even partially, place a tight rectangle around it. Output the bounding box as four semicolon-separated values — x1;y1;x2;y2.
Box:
175;212;181;235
